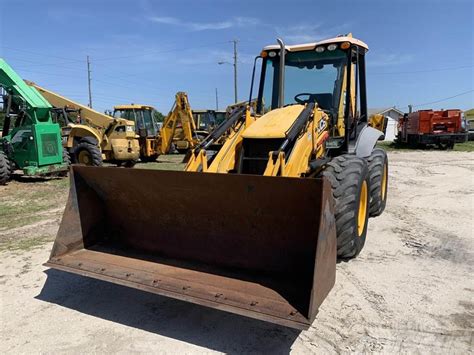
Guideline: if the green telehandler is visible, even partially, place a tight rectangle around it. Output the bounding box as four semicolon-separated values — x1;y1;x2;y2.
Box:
0;58;68;185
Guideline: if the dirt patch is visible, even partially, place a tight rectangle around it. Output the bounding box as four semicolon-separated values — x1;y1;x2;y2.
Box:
0;152;473;353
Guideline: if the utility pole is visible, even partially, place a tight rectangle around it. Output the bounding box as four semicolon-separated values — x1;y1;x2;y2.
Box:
87;55;92;108
218;40;238;103
215;88;219;110
232;39;238;103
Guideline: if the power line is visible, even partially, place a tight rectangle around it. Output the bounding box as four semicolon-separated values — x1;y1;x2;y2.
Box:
0;46;83;62
399;89;474;110
1;40;229;65
1;56;83;69
12;68;83;80
370;64;473;75
91;40;230;62
412;89;473;108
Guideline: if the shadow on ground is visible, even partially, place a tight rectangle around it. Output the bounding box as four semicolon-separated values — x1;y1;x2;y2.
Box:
36;269;300;354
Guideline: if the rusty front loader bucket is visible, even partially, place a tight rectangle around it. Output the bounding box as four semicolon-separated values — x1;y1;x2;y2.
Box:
46;166;336;329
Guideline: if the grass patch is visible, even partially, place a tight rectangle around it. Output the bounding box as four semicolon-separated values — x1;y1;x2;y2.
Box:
135;154;186;171
377;141;407;151
453;140;474;152
0;178;69;230
0;235;53;252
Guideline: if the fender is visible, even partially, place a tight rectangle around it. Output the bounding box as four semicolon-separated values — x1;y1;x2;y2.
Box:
66;124;101;148
354;125;384;158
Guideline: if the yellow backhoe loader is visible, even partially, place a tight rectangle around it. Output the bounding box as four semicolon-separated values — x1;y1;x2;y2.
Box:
46;34;388;329
158;91;207;153
27;82;140;166
112;104;160;161
114;92;205;160
192;109;226;132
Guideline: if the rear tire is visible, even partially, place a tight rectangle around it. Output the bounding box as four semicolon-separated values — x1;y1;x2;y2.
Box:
122;160;137;168
367;148;388;217
73;142;103;166
323;155;370;259
140;154;158;162
63;149;71;166
0;151;12;185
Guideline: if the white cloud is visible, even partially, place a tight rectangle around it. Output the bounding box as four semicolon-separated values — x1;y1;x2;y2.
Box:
149;16;260;31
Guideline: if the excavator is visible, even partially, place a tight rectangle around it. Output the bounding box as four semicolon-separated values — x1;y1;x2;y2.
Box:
45;34;388;329
27;82;140;167
0;59;68;185
114;92;207;160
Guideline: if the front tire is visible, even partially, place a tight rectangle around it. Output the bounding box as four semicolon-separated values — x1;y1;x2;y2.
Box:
367;148;388;217
73;142;103;166
0;151;12;185
323;155;370;259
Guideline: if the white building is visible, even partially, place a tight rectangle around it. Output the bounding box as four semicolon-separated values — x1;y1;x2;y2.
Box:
368;107;405;141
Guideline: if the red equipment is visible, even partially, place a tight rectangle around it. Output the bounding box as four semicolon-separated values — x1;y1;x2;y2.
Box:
397;109;467;148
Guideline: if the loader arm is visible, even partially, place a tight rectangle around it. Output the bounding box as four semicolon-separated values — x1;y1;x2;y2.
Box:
27;81;119;131
185;105;248;172
263;104;330;177
26;81;139;163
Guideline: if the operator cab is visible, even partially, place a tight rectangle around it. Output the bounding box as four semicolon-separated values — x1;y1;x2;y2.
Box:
192;109;226;132
256;35;369;152
113;104;159;137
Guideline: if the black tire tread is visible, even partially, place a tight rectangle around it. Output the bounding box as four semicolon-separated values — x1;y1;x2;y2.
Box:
0;151;12;185
367;148;387;217
62;149;71;166
122;160;137;168
74;142;103;166
323;154;369;259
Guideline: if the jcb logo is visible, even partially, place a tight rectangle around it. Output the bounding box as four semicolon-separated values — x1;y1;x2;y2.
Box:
317;118;327;133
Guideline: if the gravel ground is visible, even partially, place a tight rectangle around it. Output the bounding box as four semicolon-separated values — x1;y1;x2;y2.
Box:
1;151;473;353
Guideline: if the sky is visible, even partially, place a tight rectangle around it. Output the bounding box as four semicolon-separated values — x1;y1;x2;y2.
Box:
0;0;473;114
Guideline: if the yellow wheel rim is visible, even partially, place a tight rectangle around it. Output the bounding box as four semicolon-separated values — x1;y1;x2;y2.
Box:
357;180;368;236
381;162;388;201
78;150;92;165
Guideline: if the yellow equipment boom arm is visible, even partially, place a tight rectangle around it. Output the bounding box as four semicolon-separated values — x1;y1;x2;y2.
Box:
26;81;140;163
26;81;114;130
159;92;198;154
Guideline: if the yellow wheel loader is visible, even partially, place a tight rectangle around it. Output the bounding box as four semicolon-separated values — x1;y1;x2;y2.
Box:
46;34;388;329
27;82;140;166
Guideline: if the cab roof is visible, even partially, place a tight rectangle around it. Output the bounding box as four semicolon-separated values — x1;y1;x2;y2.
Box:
263;35;368;52
114;104;155;110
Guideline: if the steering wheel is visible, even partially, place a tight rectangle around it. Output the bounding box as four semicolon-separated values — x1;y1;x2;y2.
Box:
294;93;315;104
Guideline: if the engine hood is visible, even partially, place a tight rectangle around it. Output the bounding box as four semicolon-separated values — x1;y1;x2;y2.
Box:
242;105;305;139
